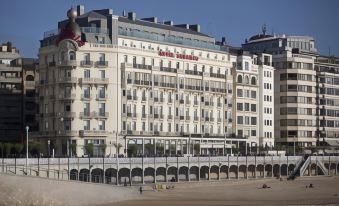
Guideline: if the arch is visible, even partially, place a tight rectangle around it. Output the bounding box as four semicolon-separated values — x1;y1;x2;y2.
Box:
118;168;130;185
251;76;256;85
156;167;166;182
288;164;295;175
248;164;256;178
220;165;229;179
26;75;34;81
256;164;264;178
237;75;243;83
91;168;104;183
229;165;238;179
281;164;288;176
167;166;178;182
238;165;247;178
200;166;209;180
79;168;90;182
273;164;280;177
244;75;249;84
105;168;117;184
144;167;155;183
190;166;199;181
330;163;336;175
179;166;188;181
265;164;273;177
210;165;219;180
70;169;78;180
69;51;76;60
131;167;143;184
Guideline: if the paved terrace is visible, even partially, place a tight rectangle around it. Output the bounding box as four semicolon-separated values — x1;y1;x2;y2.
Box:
1;156;338;185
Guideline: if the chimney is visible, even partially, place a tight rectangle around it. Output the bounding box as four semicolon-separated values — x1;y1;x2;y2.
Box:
189;24;200;32
77;5;84;16
174;24;189;29
128;12;136;21
164;21;173;26
141;17;158;23
221;37;226;45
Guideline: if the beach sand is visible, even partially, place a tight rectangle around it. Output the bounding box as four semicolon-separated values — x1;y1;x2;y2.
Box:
1;173;339;206
102;176;339;206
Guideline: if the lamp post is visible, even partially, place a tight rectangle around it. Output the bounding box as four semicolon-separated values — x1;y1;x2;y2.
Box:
25;126;29;173
293;136;296;156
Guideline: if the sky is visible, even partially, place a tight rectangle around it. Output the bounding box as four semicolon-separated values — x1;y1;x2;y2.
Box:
0;0;338;58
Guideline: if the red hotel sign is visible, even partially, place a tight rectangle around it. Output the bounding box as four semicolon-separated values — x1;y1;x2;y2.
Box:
159;51;199;61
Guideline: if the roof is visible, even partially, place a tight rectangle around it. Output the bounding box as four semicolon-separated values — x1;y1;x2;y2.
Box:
118;17;211;38
77;11;106;19
249;34;273;41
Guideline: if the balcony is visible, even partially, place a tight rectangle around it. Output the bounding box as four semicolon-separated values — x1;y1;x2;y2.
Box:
48;62;56;67
95;61;108;68
81;94;92;100
79;130;110;137
205;102;210;106
185;100;191;105
168;115;173;120
133;63;152;70
205;117;210;121
160;67;177;73
96;94;107;100
159;114;164;119
154;97;159;102
179;99;184;104
57;77;78;84
194;116;199;121
154;114;159;118
59;112;76;118
168;99;173;104
210;117;215;122
96;112;109;118
59;93;76;100
185;116;191;121
185;70;203;76
57;60;77;67
93;78;109;84
79;112;91;119
217;103;222;107
210;73;226;79
180;116;185;120
57;130;78;136
80;60;93;67
79;78;94;84
160;98;164;102
141;113;147;119
141;96;147;101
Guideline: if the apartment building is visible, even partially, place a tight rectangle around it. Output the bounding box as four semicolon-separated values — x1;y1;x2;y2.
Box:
0;42;39;142
243;28;319;147
36;6;272;156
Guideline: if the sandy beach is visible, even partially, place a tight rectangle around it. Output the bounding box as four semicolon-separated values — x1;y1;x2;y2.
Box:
104;177;339;206
1;174;339;206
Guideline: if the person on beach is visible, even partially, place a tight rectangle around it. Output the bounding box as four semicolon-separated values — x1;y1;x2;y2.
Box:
139;186;143;194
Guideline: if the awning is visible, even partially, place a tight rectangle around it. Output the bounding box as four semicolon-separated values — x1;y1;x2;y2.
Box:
325;139;339;147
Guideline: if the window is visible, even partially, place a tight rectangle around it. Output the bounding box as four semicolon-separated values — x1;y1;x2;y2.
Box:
237;103;243;111
245;103;250;111
237;116;243;124
99;70;105;79
99;53;105;62
251;117;257;125
244;62;249;70
251;77;256;85
237;89;243;97
69;51;76;60
84;120;90;130
251;104;256;112
84;69;90;78
237;75;243;83
251;130;256;136
251;91;256;98
99;120;105;130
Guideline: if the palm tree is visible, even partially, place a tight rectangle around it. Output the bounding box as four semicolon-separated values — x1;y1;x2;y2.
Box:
14;143;24;157
99;144;107;157
113;142;123;155
193;143;200;155
127;144;137;157
145;143;154;155
84;143;94;157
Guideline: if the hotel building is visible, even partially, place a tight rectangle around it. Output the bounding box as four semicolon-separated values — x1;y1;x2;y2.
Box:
36;5;274;156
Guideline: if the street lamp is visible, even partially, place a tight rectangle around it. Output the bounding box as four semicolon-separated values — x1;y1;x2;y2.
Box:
25;126;29;173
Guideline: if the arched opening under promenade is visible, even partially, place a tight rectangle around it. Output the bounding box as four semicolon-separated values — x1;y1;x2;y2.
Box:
256;164;264;178
91;168;104;183
288;164;295;176
79;169;90;182
131;167;143;184
210;165;219;180
144;167;155;183
105;168;117;184
281;164;288;176
156;167;166;182
179;166;188;181
189;166;199;181
265;164;273;177
229;165;238;179
167;166;178;182
273;164;280;178
238;165;247;179
70;169;78;180
118;168;130;185
247;165;256;178
200;166;209;180
220;165;228;179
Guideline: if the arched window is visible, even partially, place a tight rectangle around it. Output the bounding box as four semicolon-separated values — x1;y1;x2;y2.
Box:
245;75;249;84
237;75;243;83
251;76;256;85
26;75;34;81
69;51;76;60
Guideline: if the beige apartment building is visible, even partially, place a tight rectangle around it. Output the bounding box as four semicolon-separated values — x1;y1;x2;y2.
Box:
36;6;273;157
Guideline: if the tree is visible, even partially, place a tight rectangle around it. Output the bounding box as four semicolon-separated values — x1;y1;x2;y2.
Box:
193;143;200;155
232;146;240;155
30;142;43;157
127;144;137;157
113;143;123;155
99;144;107;157
14;143;24;157
145;143;154;155
69;143;77;157
84;143;94;157
156;143;164;155
4;143;13;157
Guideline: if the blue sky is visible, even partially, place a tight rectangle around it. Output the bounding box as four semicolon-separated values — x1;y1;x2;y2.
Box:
0;0;338;58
